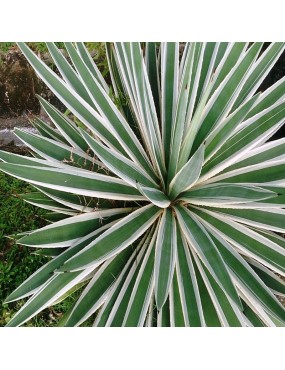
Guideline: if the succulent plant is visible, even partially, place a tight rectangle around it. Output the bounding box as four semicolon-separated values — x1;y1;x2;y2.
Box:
1;42;285;326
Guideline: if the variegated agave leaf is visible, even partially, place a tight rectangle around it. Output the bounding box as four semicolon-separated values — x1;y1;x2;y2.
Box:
1;42;285;327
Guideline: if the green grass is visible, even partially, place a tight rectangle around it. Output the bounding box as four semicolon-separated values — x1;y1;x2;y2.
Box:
0;170;86;326
0;42;15;53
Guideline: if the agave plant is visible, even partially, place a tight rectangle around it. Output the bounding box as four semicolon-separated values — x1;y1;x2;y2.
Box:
1;42;285;327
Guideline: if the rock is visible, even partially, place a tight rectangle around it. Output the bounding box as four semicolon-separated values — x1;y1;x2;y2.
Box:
0;50;66;122
0;51;41;117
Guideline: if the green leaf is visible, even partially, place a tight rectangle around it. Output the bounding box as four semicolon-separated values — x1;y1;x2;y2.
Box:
157;297;170;327
6;268;94;327
145;42;160;121
200;101;285;181
145;293;156;327
46;42;96;108
178;77;213;169
0;150;51;168
63;247;133;326
181;184;277;206
17;42;128;156
231;42;285;111
0;163;144;201
161;42;179;167
14;128;96;170
169;143;205;199
204;93;260;162
207;207;285;233
99;232;151;327
21;191;77;215
169;270;185;327
191;207;285;275
38;96;90;152
193;256;221;327
211;43;247;93
154;209;177;310
94;233;149;326
183;43;205;127
34;186;100;213
80;129;158;188
192;43;263;153
32;117;69;145
65;42;156;179
75;42;109;92
175;205;242;309
218;138;285;175
105;43;140;137
136;183;171;208
5;221;117;303
34;248;64;258
206;230;285;324
59;205;161;272
249;260;285;296
176;227;204;326
212;160;285;185
127;42;165;181
168;43;196;180
18;208;132;248
193;252;244;326
195;43;228;108
123;229;156;326
245;76;285;119
243;303;266;327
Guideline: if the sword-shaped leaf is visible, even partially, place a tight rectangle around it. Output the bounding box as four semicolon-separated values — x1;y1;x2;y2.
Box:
161;42;179;168
14;128;97;170
204;229;285;324
80;129;158;188
136;183;171;208
64;42;155;178
154;209;176;310
192;43;262;153
5;222;116;303
20;191;77;215
169;270;185;327
200;101;285;182
176;228;204;326
38;96;90;152
75;42;109;92
102;232;151;327
0;163;144;201
0;150;51;168
181;184;277;206
58;204;161;272
169;143;205;199
17;42;128;156
6;268;95;327
231;42;285;111
175;205;242;309
46;42;96;108
63;247;133;326
123;229;157;326
18;208;132;248
207;207;285;233
191;207;285;275
193;252;245;326
32;117;69;145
